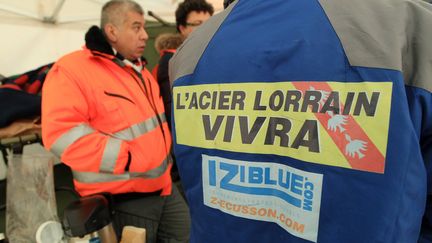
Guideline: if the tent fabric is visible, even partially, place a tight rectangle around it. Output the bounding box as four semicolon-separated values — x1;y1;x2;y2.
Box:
0;0;222;77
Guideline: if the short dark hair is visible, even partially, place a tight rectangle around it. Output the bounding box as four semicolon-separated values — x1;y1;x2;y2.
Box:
224;0;236;9
175;0;214;32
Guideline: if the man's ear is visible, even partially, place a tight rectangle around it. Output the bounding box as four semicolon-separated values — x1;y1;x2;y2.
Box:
104;23;118;42
178;25;187;36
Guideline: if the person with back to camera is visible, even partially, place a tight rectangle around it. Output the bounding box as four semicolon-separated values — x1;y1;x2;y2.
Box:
42;0;190;242
169;0;432;242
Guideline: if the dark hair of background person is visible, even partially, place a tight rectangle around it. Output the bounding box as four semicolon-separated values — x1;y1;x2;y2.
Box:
175;0;214;32
224;0;236;9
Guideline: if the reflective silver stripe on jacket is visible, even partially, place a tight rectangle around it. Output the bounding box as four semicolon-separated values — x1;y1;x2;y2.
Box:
98;113;167;173
72;154;172;183
112;113;166;141
99;137;122;173
50;124;95;157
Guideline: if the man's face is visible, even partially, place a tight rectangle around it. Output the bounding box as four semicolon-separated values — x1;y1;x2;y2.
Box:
179;11;211;38
115;11;148;61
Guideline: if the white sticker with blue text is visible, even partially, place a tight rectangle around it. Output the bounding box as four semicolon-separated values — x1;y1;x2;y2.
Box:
202;154;323;242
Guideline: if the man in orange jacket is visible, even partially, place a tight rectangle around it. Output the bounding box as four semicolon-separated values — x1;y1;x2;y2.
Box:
41;0;190;242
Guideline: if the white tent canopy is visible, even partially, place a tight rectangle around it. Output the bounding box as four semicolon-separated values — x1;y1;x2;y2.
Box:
0;0;223;77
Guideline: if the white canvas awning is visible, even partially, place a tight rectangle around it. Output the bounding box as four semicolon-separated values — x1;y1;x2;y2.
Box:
0;0;223;77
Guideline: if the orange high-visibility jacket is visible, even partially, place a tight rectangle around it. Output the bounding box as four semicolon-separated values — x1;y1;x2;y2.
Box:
42;47;172;197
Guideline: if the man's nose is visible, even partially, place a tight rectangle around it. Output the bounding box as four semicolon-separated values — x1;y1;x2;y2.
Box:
140;28;149;41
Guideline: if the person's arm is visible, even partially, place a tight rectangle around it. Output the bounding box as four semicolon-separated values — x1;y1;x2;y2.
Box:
405;1;432;192
404;2;432;239
42;64;130;174
421;96;432;193
409;86;432;240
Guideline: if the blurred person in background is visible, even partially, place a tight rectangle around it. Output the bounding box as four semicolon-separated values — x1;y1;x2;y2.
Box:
156;0;214;130
155;0;214;198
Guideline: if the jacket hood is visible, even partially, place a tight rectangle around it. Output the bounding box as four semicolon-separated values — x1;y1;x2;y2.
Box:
84;25;148;65
85;25;114;56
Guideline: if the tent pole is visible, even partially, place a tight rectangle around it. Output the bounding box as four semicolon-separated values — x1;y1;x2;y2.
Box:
44;0;66;23
148;11;175;27
0;3;41;20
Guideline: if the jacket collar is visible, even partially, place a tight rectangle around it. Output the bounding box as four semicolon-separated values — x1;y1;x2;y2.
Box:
85;25;115;57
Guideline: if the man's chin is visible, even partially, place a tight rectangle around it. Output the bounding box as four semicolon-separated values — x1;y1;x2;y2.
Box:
135;52;145;60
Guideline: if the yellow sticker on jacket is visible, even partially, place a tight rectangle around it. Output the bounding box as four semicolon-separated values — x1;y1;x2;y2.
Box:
173;81;392;173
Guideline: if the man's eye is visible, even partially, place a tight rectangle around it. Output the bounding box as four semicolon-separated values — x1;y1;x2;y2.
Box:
186;21;203;27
